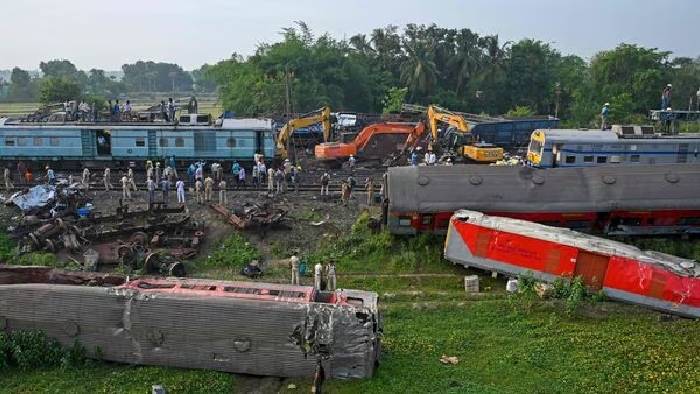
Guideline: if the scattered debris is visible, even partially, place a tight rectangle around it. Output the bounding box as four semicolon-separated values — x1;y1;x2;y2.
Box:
210;202;286;231
440;355;459;365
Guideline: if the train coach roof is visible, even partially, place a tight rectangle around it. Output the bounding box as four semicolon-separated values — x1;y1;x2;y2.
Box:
452;210;698;277
534;129;621;143
387;164;700;213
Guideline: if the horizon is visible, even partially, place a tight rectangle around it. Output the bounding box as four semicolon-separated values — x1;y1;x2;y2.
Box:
1;0;698;71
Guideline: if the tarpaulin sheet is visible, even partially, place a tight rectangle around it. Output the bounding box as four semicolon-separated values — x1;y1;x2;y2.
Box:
10;185;56;212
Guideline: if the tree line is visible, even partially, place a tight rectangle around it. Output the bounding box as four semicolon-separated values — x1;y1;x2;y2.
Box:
0;60;215;105
206;22;700;126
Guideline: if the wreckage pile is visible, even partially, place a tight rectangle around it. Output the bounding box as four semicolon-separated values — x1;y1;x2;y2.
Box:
5;183;205;274
210;201;287;231
0;266;381;379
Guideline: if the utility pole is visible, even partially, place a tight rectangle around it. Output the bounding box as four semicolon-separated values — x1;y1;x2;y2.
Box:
284;64;291;117
554;82;561;119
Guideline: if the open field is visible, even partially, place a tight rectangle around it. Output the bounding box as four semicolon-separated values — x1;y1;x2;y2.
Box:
0;190;698;394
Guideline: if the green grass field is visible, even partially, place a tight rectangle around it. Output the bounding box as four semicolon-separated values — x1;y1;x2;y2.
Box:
2;214;699;393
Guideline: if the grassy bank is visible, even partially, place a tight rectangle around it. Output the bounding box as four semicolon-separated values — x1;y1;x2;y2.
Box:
1;213;699;393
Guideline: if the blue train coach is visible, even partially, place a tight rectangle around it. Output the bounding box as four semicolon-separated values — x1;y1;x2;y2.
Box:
0;114;276;169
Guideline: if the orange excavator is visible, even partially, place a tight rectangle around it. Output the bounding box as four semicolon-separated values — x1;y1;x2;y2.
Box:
314;122;426;166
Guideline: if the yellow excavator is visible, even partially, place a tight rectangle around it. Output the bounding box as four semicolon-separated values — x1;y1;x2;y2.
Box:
404;104;504;163
276;106;332;159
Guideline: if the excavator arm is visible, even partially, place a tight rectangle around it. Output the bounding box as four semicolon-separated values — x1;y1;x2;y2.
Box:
276;106;331;158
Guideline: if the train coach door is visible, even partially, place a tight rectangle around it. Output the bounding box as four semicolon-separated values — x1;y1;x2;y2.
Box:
95;129;111;157
573;251;610;290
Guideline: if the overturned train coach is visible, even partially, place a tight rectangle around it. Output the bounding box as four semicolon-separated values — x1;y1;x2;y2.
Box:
0;273;381;379
444;211;700;318
383;164;700;235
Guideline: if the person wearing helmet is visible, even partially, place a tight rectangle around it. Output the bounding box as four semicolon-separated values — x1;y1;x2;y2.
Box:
601;102;610;130
348;155;356;170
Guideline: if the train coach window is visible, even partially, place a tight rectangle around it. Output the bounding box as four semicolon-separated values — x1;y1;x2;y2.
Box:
4;139;14;147
630;154;640;162
33;137;43;146
398;217;412;226
17;137;27;146
50;137;60;146
679;217;700;225
159;138;169;147
565;155;576;164
583;155;594;163
227;138;237;148
596;156;607;163
135;138;145;147
175;137;184;147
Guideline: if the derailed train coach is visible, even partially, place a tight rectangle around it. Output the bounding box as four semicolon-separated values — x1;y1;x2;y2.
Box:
383;164;700;235
444;211;699;318
0;117;276;168
0;273;381;379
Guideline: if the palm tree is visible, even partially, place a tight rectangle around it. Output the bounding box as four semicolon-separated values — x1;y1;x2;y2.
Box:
448;29;482;95
349;34;374;56
400;39;438;102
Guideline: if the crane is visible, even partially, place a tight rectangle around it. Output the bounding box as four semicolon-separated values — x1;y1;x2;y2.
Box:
276;106;332;159
402;104;504;163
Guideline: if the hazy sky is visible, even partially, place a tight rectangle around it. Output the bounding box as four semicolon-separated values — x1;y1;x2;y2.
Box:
1;0;698;70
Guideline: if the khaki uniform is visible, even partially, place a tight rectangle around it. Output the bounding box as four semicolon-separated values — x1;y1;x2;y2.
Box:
341;182;350;206
121;176;131;199
195;180;204;204
128;168;138;191
218;180;227;205
327;264;336;291
82;168;90;190
204;177;214;202
290;255;300;285
103;168;111;191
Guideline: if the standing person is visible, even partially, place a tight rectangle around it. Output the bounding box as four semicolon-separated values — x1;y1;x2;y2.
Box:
348;155;356;170
326;261;336;291
313;263;322;291
204;176;214;202
127;168;138;191
17;161;26;184
121;174;131;199
251;165;259;188
160;177;170;203
146;164;153;181
103;167;112;191
3;167;13;190
257;160;266;186
425;150;436;166
113;100;121;121
168;156;177;178
167;98;175;123
47;166;56;185
187;163;195;187
166;166;175;184
267;167;275;193
195;179;203;205
160;100;168;122
290;166;299;194
662;84;672;109
123;100;132;120
25;168;33;184
82;167;90;190
216;162;223;183
341;181;350;206
275;168;284;194
176;178;186;204
195;163;203;183
290;255;300;286
218;179;227;205
210;162;219;182
154;162;162;187
365;176;374;206
146;177;156;208
230;160;240;186
410;150;418;166
237;166;246;187
601;103;610;130
320;172;330;196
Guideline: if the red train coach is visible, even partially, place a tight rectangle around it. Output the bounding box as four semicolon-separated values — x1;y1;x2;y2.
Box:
444;210;699;317
383;164;700;236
